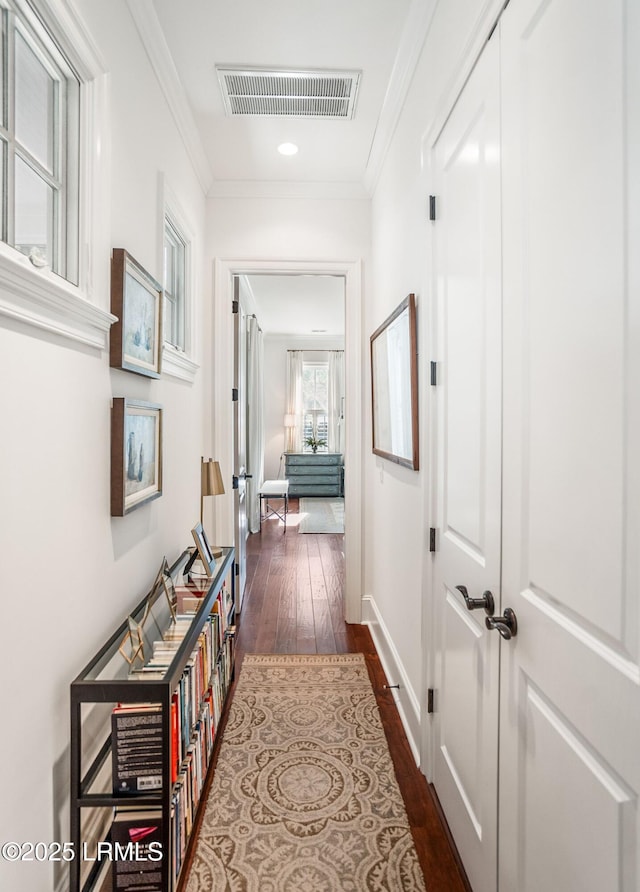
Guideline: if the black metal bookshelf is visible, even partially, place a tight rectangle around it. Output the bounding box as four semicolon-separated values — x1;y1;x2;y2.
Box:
69;546;235;892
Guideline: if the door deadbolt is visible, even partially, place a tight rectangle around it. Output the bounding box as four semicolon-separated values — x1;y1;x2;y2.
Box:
485;608;518;640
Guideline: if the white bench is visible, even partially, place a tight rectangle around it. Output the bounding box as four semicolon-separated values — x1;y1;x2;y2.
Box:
259;479;289;531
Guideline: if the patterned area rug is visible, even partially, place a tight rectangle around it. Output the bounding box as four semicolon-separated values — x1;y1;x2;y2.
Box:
298;498;345;534
186;654;426;891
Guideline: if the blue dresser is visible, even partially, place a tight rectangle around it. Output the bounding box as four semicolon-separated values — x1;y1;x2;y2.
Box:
285;453;343;497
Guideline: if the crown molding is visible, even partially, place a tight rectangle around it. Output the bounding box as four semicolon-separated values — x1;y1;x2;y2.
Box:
207;179;369;201
363;0;438;195
126;0;213;194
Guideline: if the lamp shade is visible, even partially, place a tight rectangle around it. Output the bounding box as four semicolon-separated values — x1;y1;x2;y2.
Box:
284;414;296;428
201;458;225;497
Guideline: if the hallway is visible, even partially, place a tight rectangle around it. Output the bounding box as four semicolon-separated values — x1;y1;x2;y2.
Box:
232;503;470;892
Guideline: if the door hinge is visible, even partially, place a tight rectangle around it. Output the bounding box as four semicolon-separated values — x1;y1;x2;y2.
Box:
232;388;238;402
232;475;239;490
235;563;240;576
427;688;435;714
429;195;437;221
430;361;437;385
232;299;239;314
429;528;437;552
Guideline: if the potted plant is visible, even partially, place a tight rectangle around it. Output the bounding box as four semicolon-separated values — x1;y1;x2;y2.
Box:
304;435;327;454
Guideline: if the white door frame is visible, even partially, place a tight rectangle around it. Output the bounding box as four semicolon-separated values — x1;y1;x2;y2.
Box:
212;257;363;623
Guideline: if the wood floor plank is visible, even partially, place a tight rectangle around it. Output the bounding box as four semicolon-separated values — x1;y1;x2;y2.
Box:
275;566;297;653
296;573;315;652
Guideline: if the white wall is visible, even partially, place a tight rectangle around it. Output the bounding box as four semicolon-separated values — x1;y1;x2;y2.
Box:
208;196;371;263
0;2;209;890
262;336;345;481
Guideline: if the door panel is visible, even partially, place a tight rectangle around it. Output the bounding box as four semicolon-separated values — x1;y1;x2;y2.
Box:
431;34;502;892
519;680;635;892
500;0;640;889
514;0;625;638
439;590;490;837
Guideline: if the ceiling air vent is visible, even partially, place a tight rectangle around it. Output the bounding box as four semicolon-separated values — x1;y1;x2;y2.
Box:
216;66;361;119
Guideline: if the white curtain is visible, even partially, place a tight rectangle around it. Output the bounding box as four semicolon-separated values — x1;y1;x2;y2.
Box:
328;350;345;454
285;350;303;454
246;316;264;533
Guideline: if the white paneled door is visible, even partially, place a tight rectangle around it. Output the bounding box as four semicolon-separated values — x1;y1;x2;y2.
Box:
499;0;640;889
431;1;640;890
431;33;502;892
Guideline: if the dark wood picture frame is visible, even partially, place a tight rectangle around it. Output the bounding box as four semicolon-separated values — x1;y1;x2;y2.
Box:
110;248;163;378
111;398;163;516
370;293;419;470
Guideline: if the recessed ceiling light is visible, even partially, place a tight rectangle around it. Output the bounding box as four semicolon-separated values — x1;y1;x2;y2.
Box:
278;142;298;156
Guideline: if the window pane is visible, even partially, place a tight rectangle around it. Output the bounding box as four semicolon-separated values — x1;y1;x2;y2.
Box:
15;31;55;173
314;366;328;409
302;363;329;411
303;414;313;442
163;219;185;349
163;240;174;293
164;294;175;344
14;155;53;266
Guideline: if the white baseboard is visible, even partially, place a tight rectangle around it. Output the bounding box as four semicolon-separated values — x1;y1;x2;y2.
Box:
361;595;421;765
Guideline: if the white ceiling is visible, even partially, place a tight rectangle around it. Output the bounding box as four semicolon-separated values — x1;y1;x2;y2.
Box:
150;0;413;191
244;275;345;337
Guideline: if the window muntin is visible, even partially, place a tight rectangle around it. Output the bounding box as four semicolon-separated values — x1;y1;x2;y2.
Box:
163;215;186;350
0;3;80;280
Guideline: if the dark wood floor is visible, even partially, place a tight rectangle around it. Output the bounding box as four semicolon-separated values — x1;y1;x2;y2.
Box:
233;500;470;892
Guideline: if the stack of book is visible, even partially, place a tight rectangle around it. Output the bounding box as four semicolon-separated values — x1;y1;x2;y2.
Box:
170;585;236;883
110;580;235;889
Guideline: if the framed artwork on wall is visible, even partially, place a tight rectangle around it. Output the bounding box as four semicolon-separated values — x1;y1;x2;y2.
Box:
110;248;163;378
111;398;163;515
370;293;419;470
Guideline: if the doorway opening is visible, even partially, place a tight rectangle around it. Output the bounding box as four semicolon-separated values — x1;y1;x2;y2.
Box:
212;258;363;625
237;273;345;608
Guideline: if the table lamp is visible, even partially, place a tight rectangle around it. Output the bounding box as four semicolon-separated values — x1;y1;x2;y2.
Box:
201;456;224;557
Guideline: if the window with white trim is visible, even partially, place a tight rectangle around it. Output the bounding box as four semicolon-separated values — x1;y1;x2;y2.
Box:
302;362;328;451
159;180;199;382
0;0;80;281
163;215;186;351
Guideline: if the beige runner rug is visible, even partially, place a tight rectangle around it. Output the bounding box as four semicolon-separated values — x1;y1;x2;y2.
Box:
186;653;426;891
